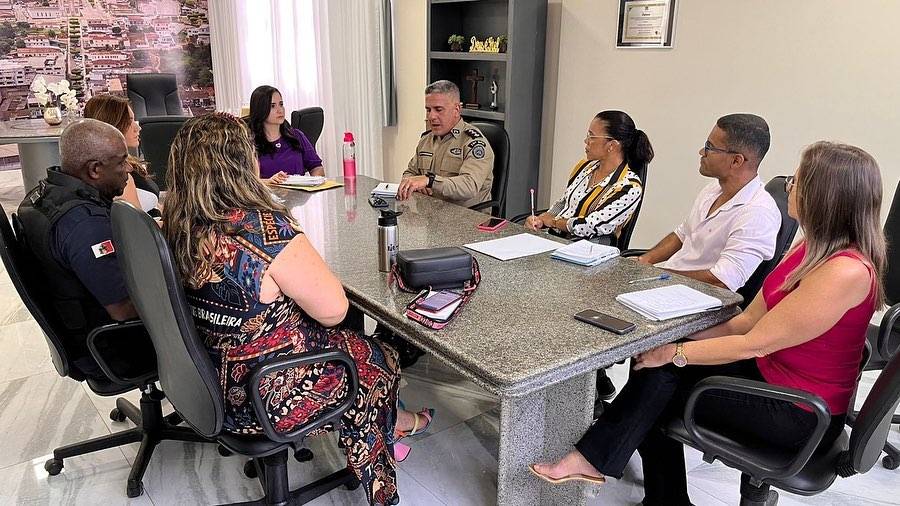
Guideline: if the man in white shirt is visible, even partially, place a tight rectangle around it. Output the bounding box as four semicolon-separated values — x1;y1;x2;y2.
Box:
637;114;781;291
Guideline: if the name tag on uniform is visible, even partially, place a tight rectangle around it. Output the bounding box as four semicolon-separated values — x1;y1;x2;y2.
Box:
91;240;115;258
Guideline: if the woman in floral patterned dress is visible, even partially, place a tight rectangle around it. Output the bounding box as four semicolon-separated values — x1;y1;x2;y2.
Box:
162;113;401;505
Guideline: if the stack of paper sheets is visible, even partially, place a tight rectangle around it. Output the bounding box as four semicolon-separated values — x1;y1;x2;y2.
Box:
283;175;326;186
616;284;723;321
371;182;399;197
551;240;619;266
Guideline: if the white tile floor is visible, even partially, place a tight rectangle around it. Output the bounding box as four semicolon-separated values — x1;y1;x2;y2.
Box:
1;169;899;505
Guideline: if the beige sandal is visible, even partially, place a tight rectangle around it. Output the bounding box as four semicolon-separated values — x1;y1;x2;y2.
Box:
529;464;606;485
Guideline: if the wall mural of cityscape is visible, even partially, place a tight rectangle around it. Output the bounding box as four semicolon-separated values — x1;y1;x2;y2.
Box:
0;0;215;170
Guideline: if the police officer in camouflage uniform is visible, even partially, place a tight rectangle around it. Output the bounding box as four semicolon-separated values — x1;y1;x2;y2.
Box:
398;80;494;208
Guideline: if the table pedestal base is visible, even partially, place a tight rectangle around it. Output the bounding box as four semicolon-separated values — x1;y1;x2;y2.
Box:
18;141;60;193
497;371;596;505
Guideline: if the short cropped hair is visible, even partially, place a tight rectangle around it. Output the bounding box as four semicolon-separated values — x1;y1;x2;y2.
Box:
424;80;460;102
716;113;771;163
59;118;125;175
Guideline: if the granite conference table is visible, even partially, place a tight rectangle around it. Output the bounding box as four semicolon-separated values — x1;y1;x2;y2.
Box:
0;118;65;193
277;176;742;505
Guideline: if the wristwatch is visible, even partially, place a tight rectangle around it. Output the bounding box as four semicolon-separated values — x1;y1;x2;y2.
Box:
426;173;436;188
672;343;688;367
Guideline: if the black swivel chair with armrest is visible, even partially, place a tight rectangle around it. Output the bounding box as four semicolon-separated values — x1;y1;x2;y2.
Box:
127;72;183;119
290;107;325;147
847;180;900;470
0;203;211;498
110;201;361;505
509;160;649;249
467;121;511;218
664;302;900;505
137;115;190;190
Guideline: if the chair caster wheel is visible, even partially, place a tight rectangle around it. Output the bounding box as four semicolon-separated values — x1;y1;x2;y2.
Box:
294;448;314;462
217;445;232;457
44;458;63;476
345;477;361;491
883;454;900;470
126;480;144;498
243;460;258;478
109;408;127;423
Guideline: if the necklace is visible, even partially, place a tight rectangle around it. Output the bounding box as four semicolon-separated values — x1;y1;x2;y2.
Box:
275;142;281;148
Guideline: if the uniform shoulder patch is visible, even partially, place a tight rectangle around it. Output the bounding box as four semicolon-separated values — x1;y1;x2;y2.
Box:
467;139;487;160
464;128;483;139
91;239;115;258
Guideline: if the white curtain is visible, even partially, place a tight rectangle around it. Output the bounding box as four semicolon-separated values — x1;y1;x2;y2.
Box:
208;0;386;179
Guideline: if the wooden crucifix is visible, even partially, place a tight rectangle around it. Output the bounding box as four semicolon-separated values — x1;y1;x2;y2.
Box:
464;68;484;109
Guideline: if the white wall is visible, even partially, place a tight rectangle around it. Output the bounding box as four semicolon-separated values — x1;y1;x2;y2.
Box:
383;1;900;246
381;0;426;182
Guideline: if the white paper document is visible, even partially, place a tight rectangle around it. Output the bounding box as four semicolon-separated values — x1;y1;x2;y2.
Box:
283;175;326;186
464;233;563;261
371;182;399;197
551;240;619;266
616;284;723;321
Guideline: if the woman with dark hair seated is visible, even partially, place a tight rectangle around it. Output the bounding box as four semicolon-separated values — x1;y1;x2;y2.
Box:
526;110;653;245
163;113;402;505
83;94;160;216
249;85;325;185
530;141;886;505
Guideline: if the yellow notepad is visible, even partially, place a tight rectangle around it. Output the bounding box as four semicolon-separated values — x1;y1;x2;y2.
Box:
276;180;344;192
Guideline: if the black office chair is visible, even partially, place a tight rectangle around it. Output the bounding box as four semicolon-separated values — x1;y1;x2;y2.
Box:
127;73;183;119
137;115;190;190
848;180;900;469
110;201;361;505
290;107;325;146
468;121;510;217
622;176;798;310
735;176;799;309
664;302;900;505
509;160;649;249
0;203;210;499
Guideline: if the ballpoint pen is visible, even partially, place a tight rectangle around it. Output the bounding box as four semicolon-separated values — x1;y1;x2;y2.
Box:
627;273;672;284
530;188;536;218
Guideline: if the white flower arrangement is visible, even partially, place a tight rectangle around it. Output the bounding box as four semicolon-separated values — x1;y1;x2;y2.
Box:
30;76;79;112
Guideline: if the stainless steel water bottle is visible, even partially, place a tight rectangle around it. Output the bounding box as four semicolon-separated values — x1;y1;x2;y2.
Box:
377;209;402;272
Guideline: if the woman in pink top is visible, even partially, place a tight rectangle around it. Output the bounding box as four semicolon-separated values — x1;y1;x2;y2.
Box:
531;141;885;505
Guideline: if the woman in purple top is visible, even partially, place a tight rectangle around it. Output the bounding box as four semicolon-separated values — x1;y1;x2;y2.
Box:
249;85;325;184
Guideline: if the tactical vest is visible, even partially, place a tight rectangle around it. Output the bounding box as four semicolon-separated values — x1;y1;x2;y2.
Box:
17;169;113;357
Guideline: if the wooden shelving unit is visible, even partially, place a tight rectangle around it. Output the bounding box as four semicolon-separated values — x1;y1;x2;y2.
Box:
427;0;547;217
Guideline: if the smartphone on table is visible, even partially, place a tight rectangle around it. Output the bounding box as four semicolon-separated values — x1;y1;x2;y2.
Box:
477;217;509;232
574;309;636;334
418;290;463;312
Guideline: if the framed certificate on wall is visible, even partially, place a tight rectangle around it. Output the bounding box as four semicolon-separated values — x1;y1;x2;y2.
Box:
617;0;677;48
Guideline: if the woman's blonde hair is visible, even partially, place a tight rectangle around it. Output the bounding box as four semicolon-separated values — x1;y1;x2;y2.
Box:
784;141;886;305
83;94;150;178
162;113;295;288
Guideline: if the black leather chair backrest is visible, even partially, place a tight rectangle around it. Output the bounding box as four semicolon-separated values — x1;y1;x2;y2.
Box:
137;116;190;190
849;343;900;473
290;107;325;146
0;205;74;379
470;121;510;217
111;201;223;438
127;73;183;119
736;176;799;308
615;162;649;250
883;181;900;307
